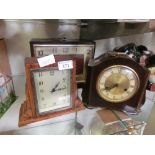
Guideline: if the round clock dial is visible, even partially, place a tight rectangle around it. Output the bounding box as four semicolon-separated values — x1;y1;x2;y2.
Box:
96;65;140;103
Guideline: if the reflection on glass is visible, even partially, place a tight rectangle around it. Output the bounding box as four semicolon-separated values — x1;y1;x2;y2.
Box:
32;68;71;114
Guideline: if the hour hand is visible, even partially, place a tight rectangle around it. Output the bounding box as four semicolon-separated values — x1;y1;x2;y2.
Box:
105;83;118;91
50;82;60;93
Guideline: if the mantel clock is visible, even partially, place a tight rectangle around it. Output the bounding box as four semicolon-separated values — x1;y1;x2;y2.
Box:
19;56;84;127
82;52;150;113
30;38;95;87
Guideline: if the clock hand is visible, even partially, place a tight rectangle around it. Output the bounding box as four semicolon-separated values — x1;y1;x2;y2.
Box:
55;87;66;91
51;86;66;93
105;83;118;91
50;86;66;93
50;82;60;93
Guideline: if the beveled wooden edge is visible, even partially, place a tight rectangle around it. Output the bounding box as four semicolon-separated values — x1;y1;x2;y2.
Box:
18;98;85;127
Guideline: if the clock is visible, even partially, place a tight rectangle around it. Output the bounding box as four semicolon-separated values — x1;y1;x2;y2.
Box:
82;52;150;112
30;38;95;86
18;56;84;127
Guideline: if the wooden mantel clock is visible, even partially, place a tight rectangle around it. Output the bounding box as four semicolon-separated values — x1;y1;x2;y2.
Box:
82;52;150;113
30;38;95;87
19;56;84;127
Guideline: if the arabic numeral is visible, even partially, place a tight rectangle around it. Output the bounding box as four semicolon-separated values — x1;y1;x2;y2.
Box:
39;72;43;77
38;50;43;56
63;48;69;53
62;78;66;82
39;81;43;85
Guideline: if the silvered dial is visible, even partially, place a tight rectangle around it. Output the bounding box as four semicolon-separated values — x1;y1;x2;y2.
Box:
32;68;71;114
96;65;139;102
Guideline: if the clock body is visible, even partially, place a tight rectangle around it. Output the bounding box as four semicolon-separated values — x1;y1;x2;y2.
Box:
30;38;95;86
82;53;150;111
19;56;84;127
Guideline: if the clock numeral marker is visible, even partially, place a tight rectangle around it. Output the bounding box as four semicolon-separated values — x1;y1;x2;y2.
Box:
115;95;121;100
63;78;66;82
103;71;111;78
127;74;134;80
38;50;43;56
39;72;43;77
52;48;57;54
63;48;69;53
122;92;128;98
130;80;135;86
127;87;134;93
108;94;114;99
75;47;78;53
39;81;43;85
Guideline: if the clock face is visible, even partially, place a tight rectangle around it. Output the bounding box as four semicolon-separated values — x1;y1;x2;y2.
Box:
31;68;72;114
33;44;94;83
34;44;94;57
96;65;140;103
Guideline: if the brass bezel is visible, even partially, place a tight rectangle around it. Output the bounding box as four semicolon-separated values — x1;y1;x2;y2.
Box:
96;65;140;103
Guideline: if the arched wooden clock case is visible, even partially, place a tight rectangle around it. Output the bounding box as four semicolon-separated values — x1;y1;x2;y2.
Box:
19;56;84;127
82;52;150;112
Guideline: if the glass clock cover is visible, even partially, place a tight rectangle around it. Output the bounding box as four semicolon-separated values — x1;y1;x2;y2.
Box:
31;68;72;114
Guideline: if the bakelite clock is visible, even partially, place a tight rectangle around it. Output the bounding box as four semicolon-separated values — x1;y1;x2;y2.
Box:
30;38;95;87
82;52;150;112
19;56;84;127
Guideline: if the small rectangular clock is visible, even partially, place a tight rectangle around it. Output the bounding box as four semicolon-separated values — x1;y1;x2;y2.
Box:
18;56;84;126
30;38;95;86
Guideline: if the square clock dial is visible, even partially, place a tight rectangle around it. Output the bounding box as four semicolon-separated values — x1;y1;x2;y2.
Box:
32;68;71;114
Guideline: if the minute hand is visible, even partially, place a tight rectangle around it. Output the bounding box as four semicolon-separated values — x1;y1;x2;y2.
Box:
50;82;60;93
55;87;66;91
